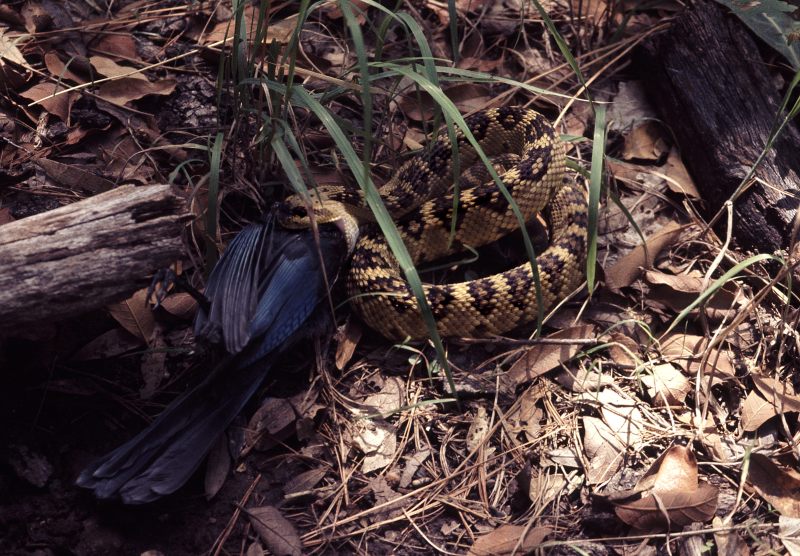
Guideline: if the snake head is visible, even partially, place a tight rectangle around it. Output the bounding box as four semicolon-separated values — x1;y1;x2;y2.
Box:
277;194;360;254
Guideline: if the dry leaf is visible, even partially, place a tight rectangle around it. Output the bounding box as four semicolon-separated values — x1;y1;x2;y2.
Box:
662;147;700;199
583;416;624;484
90;55;149;80
352;418;396;473
466;405;490;453
507;324;595;384
19;82;75;121
92;34;139;60
606;332;640;367
468;525;551;556
98;77;176;106
605;221;683;291
204;433;231;500
283;467;327;497
746;453;800;518
245;397;297;452
159;292;198;320
751;373;800;412
204;7;297;45
108;288;155;343
713;516;751;556
741;390;780;432
248;506;302;556
659;333;737;383
614;483;718;531
622;121;669;161
397;82;492;122
641;363;691;406
779;515;800;556
36;159;114;193
44;52;85;84
21;1;51;33
335;319;361;370
612;445;718;531
362;376;404;415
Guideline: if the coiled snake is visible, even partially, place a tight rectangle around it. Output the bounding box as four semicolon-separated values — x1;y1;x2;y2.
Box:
280;106;588;340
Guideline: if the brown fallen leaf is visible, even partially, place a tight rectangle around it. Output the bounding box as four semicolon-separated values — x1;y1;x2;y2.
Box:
746;453;800;518
90;55;149;80
21;1;51;33
204;433;231;501
98;77;176;106
622;121;669;162
612;445;718;531
583;416;625;484
606;331;641;367
397;82;493;122
741;390;781;432
283;467;327;498
713;516;751;556
247;506;302;556
751;373;800;413
139;325;168;399
507;324;595;385
659;333;737;383
36;159;115;193
605;221;684;291
92;34;139;61
614;483;718;531
159;292;198;320
44;52;86;84
19;82;76;121
468;525;551;556
662;147;701;199
466;405;490;454
641;362;691;407
335;319;361;370
204;7;297;45
108;288;155;343
245;397;297;452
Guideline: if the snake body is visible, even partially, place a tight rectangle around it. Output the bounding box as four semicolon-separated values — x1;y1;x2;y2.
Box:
281;107;588;340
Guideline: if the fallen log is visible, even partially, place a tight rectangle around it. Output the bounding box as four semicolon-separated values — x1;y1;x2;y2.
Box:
0;184;190;332
637;1;800;256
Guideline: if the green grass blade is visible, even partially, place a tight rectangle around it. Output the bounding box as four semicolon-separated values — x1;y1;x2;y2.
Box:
586;104;606;293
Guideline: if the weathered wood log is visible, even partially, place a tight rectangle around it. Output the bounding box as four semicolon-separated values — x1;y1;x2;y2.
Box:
0;184;190;332
637;1;800;256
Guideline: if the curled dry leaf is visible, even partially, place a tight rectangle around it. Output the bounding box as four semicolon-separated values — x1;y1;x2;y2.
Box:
334;319;361;370
746;453;800;518
605;221;684;291
507;324;595;385
283;467;327;498
352;418;396;474
247;506;302;556
712;516;751;556
468;525;551;556
612;445;718;531
606;332;640;367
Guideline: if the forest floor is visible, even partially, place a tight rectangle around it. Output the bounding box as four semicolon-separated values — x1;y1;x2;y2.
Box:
1;0;799;554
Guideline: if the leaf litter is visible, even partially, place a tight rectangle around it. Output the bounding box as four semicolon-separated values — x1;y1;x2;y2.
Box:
0;0;795;553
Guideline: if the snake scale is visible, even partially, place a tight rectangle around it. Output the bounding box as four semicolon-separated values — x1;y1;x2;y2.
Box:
280;106;588;340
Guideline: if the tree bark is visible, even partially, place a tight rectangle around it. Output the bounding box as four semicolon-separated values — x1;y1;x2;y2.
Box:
637;1;800;256
0;184;190;332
